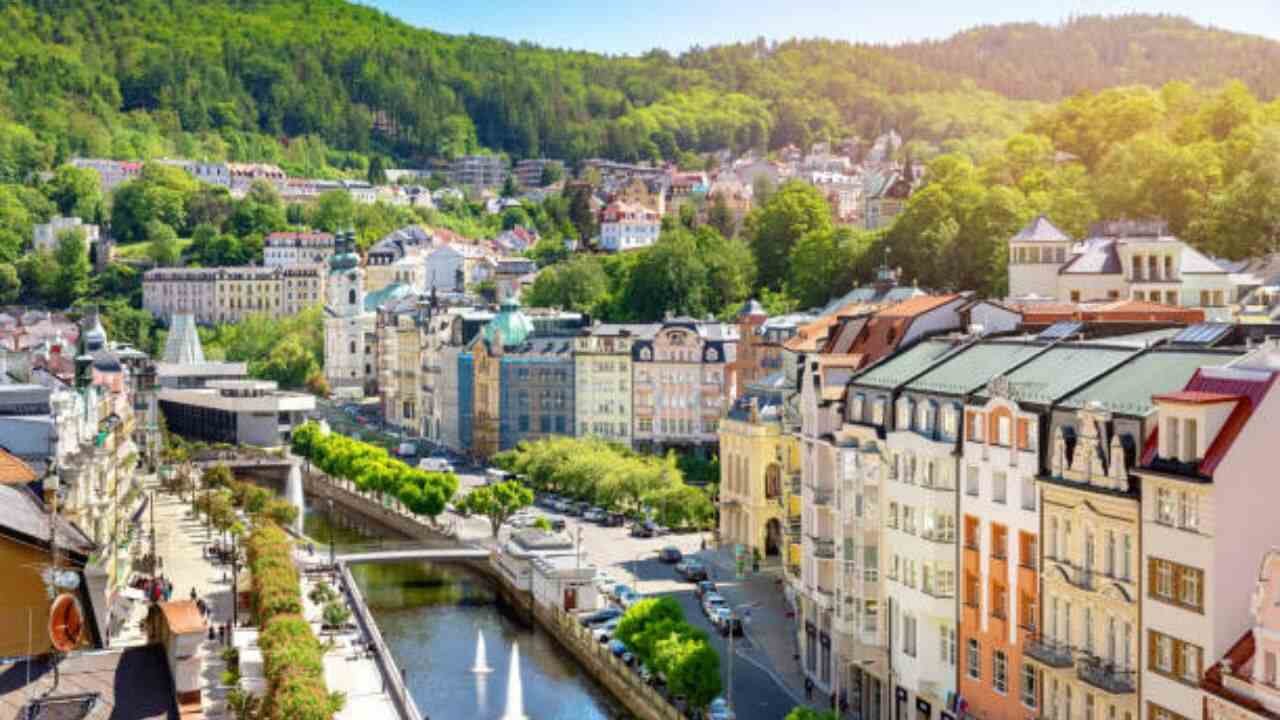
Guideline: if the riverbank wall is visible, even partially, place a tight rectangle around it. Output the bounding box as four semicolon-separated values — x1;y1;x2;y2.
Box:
336;561;424;720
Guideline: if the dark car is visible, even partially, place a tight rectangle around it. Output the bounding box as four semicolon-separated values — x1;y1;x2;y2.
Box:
719;615;744;637
676;559;707;582
657;546;682;564
547;517;567;531
581;607;623;627
604;512;627;527
630;522;656;538
694;580;717;599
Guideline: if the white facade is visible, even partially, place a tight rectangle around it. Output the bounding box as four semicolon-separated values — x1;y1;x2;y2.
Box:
531;554;599;613
33;216;100;253
324;260;373;396
263;232;335;267
599;203;661;252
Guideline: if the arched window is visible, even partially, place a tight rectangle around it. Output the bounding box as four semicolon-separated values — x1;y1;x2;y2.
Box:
348;288;357;305
349;340;357;354
765;464;782;500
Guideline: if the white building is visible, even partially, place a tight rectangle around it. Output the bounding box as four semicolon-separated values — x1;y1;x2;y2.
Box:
531;554;599;613
263;231;335;267
158;379;314;447
33;216;100;253
494;530;579;593
323;235;374;397
599;201;661;252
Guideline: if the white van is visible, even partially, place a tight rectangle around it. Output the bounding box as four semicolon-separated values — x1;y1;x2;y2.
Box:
419;457;455;473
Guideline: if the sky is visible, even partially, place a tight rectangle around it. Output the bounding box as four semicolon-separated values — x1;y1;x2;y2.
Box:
361;0;1280;55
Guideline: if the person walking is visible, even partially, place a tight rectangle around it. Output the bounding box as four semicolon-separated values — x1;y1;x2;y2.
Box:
804;676;814;700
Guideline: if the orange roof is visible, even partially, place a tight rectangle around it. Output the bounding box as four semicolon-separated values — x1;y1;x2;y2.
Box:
874;293;962;318
0;449;37;485
1152;391;1242;405
158;600;205;634
1016;299;1204;325
782;302;880;353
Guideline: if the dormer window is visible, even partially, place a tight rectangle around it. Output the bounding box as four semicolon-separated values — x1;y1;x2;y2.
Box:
897;398;912;429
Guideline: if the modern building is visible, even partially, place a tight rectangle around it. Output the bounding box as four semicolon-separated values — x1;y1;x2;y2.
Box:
513;158;564;188
158;379;314;447
631;318;738;455
573;324;647;444
449;155;508;188
598;201;661;252
142;265;324;324
263;231;335;267
1140;342;1280;720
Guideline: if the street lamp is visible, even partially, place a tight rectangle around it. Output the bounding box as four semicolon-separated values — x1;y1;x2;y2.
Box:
327;497;336;570
727;601;762;716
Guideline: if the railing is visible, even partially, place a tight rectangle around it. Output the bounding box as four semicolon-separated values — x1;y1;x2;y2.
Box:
338;562;424;720
1078;658;1136;694
788;472;802;494
813;538;836;559
787;518;802;536
921;530;955;545
811;487;833;507
922;582;954;599
1024;633;1074;668
920;481;956;493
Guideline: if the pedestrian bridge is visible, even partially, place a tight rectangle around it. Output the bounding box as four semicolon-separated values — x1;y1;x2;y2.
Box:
304;539;491;565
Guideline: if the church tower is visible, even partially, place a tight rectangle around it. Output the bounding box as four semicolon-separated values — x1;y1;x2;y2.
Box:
324;229;371;396
326;229;363;316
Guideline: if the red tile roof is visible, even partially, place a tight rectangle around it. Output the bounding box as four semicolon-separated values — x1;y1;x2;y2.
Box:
874;293;963;318
849;294;963;366
1179;368;1279;476
1152;390;1243;405
157;600;205;635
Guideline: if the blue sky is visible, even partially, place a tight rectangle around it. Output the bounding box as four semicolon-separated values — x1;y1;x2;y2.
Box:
361;1;1279;55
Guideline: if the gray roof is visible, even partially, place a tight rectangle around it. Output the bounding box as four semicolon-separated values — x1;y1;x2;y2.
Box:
1060;238;1122;275
905;340;1047;396
1011;215;1071;244
0;484;95;555
1060;348;1245;415
586;323;659;337
1180;245;1231;274
983;343;1139;405
852;339;960;390
0;646;178;719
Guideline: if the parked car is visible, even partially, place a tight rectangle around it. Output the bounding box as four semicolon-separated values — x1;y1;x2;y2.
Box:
609;639;628;658
603;512;627;527
592;618;621;642
580;607;623;627
657;546;683;564
583;508;606;523
702;592;727;617
630;522;656;538
676;559;707;581
694;580;717;599
619;590;641;609
709;606;733;630
707;697;737;720
610;584;634;602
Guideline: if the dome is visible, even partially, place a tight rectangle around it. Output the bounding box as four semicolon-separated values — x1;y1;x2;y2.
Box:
329;251;360;272
82;314;107;353
363;282;413;313
483;299;534;348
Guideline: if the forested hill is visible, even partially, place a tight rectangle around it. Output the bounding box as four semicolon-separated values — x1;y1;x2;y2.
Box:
0;1;1276;177
885;15;1280;101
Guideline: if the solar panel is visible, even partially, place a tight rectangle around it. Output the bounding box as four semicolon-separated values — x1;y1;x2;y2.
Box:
1037;321;1084;340
1172;323;1232;346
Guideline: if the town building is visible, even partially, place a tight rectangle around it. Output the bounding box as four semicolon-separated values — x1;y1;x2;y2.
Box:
513;158;564;188
863;168;913;230
804;171;862;223
429;307;493;452
449;155;508;188
227;162;287;196
1140;342;1280;720
573;324;648;444
323;233;375;396
365;225;433;293
375;295;425;435
142;265;324;324
1007;218;1245;320
470;301;586;459
425;243;496;293
33;216;100;253
1202;548;1280;720
732;300;816;389
718;373;801;564
71;157;142;193
158;379;315;447
631;318;738;455
598;201;661;252
263;231;335;267
493;257;538;302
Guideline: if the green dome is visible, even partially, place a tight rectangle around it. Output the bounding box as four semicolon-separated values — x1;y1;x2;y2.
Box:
329;251;360;272
483;299;534;348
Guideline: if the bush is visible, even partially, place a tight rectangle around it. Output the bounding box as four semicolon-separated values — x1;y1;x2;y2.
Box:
613;595;720;708
322;601;351;628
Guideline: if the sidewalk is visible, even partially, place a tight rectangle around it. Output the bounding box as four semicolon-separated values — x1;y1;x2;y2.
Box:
697;547;810;706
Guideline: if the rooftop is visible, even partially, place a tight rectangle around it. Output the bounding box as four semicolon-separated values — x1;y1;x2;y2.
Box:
905;340;1047;396
0;484;95;555
851;338;959;390
0;646;178;720
0;448;38;485
1063;349;1245;415
986;343;1139;405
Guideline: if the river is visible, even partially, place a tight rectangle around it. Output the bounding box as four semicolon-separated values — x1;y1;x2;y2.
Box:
303;499;628;720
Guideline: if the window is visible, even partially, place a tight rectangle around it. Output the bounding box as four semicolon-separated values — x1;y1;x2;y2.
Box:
997;415;1012;446
941;625;956;666
1266;652;1277;686
1021;663;1038;708
1048;517;1058;558
1021;474;1036;511
993;650;1008;694
1149;557;1204;612
897;399;912;429
967;639;980;679
993;471;1008;504
1178;492;1199;532
903;506;916;534
1106;531;1116;577
966;465;979;497
902;613;917;657
1148;703;1193;720
1149;630;1202;685
1155;488;1176;525
1183;417;1198;461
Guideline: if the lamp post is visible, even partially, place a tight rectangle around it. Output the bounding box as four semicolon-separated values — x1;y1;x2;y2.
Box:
327;497;336;570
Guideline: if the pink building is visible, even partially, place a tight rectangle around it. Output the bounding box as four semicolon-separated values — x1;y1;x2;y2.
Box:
1203;549;1280;720
631;318;738;454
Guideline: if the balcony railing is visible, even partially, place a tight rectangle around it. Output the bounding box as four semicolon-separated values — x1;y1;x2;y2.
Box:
1078;658;1136;695
813;538;836;559
1024;634;1074;668
787;518;802;536
788;472;802;494
811;488;833;507
788;563;801;579
922;582;954;599
921;529;956;545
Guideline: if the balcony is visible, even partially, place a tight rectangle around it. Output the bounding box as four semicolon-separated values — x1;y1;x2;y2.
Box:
921;582;954;599
1024;634;1074;668
920;529;955;545
810;487;833;507
812;538;836;559
788;472;802;494
787;518;802;537
1078;658;1136;695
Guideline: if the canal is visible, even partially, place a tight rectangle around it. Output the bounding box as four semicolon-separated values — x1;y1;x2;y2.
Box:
303;498;629;720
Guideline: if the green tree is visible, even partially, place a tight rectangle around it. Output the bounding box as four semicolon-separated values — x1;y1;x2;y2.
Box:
456;481;534;537
744;180;833;290
51;229;91;307
501;174;519;198
46;165;103;221
146;221;182;266
785;708;839;720
522;255;610;314
539;163;563;186
366;155;387;186
0;263;19;303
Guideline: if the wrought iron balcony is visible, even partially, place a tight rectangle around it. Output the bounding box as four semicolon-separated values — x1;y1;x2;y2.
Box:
787;518;802;536
788;472;802;494
920;529;955;545
811;487;833;507
1024;633;1074;668
812;538;836;559
1078;658;1136;694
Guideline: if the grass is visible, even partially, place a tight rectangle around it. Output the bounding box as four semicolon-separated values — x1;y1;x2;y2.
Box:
111;238;194;261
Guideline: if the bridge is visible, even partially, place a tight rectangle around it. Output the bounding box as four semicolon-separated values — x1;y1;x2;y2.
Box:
301;539;492;566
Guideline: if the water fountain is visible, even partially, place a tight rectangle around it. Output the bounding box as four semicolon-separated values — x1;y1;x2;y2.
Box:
471;630;493;674
500;642;527;720
286;463;305;534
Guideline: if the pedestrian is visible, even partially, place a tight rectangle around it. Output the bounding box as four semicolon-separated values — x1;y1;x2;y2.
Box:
700;537;707;552
217;624;225;645
190;587;197;601
804;676;813;700
830;693;837;711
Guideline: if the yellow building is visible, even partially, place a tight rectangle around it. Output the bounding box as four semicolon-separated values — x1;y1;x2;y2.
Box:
1031;405;1143;720
143;265;324;324
573;325;639;444
718;377;801;564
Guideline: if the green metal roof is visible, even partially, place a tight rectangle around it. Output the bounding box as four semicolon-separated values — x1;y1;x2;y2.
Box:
852;339;958;389
905;341;1047;396
1060;349;1245;415
483;299;535;348
990;344;1137;405
363;282;413;312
